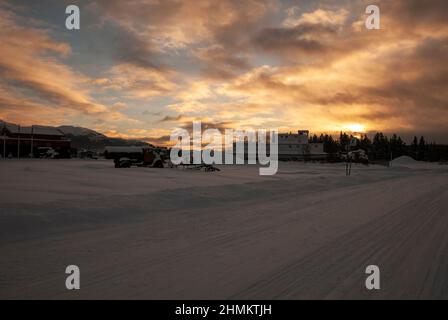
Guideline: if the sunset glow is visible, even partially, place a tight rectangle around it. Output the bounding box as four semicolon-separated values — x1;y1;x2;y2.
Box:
0;0;447;143
343;124;367;134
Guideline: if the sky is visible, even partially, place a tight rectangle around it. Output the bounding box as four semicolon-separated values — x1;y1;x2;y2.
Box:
0;0;447;144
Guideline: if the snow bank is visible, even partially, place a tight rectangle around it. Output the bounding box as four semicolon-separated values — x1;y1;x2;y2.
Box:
391;155;418;165
390;155;440;169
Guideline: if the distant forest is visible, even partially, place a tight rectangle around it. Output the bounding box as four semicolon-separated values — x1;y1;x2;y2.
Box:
309;132;448;162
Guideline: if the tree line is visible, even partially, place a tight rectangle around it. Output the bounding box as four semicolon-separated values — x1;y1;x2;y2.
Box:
309;132;448;162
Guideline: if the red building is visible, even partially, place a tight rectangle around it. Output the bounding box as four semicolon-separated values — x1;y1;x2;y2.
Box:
0;122;71;158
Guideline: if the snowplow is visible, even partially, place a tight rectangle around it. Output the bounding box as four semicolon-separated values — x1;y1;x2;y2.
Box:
104;146;167;168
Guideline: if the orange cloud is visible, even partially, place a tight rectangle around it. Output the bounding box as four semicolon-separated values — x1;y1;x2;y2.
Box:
1;0;448;142
0;4;137;128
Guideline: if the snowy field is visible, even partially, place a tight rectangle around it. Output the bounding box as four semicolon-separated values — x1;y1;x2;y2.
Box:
0;158;448;299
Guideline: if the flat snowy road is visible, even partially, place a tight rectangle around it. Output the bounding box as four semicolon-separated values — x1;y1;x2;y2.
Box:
1;160;447;299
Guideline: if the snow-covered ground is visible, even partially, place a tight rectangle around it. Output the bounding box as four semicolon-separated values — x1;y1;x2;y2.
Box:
0;159;447;299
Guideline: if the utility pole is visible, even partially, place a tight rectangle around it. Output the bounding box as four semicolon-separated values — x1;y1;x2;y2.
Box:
31;125;34;159
17;125;20;160
346;143;352;176
2;133;5;160
1;123;4;159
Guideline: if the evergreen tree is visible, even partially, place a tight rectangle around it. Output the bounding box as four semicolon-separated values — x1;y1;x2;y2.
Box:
418;136;426;160
359;134;372;152
412;136;418;159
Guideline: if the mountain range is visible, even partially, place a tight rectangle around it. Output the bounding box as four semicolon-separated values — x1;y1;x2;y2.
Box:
0;120;151;151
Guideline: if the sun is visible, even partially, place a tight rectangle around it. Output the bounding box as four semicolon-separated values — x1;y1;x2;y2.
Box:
343;123;366;133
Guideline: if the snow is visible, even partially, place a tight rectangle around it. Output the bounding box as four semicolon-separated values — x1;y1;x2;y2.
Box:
58;125;104;137
0;159;447;299
391;155;440;169
391;155;418;165
2;124;64;136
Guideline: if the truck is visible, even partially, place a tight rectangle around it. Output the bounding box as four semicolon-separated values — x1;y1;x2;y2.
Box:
104;146;167;168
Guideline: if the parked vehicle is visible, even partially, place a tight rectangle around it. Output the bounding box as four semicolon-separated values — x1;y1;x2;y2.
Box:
79;149;98;159
104;146;166;168
37;147;60;159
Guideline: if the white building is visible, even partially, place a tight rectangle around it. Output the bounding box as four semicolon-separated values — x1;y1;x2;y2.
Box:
278;130;326;160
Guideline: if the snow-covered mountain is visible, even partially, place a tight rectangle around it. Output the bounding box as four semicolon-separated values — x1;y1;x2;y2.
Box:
58;125;152;150
57;125;107;138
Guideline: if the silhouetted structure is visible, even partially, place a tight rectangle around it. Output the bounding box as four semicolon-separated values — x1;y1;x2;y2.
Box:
0;122;71;158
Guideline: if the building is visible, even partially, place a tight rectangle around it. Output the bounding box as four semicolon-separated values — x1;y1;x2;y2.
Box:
0;122;71;158
278;130;326;160
231;129;327;162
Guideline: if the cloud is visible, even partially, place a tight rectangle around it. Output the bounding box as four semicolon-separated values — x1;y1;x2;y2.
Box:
378;0;448;31
0;3;137;127
253;23;338;57
90;0;277;47
89;0;277;80
95;63;177;99
252;6;369;63
112;28;164;70
159;114;186;122
283;8;349;27
194;45;252;79
2;0;448;142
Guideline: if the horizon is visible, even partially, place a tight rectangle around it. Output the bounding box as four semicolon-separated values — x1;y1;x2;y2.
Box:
0;1;447;143
0;117;444;146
